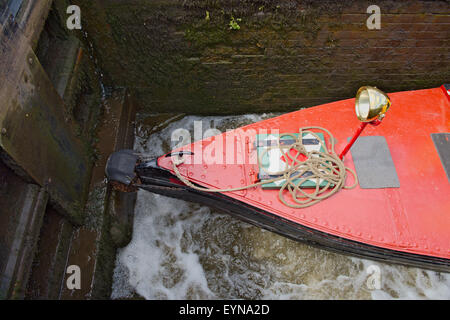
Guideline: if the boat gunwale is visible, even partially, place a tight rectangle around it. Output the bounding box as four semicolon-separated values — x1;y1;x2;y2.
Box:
137;169;450;273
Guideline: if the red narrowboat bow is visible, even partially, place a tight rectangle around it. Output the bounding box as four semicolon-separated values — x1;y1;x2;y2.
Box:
106;85;450;272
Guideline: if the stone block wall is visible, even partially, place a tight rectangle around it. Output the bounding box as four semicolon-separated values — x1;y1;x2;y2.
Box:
74;0;449;114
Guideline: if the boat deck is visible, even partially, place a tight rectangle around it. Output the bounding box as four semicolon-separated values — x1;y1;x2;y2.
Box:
158;87;450;261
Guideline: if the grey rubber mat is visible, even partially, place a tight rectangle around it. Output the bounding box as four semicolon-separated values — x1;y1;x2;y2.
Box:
431;133;450;183
350;136;400;189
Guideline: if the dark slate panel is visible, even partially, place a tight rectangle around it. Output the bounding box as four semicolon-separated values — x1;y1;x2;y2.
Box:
350;136;400;189
431;133;450;183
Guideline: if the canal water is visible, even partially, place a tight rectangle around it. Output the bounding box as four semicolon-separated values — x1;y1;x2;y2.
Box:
111;114;450;300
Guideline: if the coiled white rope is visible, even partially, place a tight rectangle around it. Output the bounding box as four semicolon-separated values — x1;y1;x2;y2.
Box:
171;126;357;208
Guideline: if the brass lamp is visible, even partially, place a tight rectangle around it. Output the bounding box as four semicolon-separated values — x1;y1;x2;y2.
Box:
339;86;391;159
355;86;391;122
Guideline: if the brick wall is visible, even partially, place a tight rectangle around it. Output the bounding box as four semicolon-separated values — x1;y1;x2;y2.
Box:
75;0;450;114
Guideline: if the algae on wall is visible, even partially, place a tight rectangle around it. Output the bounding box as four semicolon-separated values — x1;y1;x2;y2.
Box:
74;0;450;115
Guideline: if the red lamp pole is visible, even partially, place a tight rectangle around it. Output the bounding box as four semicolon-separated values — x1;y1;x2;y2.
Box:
339;119;382;160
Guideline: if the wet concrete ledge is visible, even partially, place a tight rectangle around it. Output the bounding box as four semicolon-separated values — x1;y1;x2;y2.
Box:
27;88;137;300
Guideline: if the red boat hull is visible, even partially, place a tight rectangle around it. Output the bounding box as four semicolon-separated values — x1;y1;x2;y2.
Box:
156;87;450;270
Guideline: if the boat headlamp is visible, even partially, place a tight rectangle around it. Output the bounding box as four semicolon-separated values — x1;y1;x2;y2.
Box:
339;86;391;159
355;86;391;123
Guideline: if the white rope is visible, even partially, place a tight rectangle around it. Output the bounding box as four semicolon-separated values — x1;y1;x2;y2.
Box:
171;127;357;208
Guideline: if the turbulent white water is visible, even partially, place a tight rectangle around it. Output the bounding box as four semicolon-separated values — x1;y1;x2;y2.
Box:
111;114;450;300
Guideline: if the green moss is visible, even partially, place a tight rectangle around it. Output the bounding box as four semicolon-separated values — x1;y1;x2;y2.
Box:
229;16;242;30
185;26;230;49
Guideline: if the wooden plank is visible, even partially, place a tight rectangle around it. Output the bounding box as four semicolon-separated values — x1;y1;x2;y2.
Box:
0;2;91;224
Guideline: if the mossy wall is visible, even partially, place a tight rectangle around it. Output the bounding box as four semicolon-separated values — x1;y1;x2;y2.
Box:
74;0;449;114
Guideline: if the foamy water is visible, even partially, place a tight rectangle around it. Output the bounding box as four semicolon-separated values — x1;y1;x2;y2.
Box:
111;114;450;300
